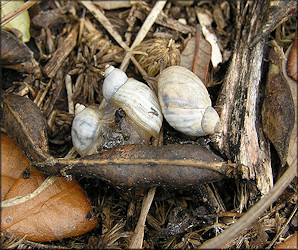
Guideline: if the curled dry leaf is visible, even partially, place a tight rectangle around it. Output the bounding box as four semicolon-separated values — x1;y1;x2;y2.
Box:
1;29;41;78
195;8;222;68
262;48;295;166
286;31;297;81
1;135;98;242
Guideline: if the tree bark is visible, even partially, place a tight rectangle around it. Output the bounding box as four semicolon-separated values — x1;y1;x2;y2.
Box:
211;0;295;195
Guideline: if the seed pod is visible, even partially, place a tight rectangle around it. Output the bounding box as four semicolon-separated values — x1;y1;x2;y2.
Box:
35;144;230;189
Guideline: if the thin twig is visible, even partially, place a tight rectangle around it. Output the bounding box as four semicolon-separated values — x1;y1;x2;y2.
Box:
129;187;157;249
36;79;53;108
65;74;74;114
266;204;298;248
80;0;148;78
120;1;167;71
199;160;297;249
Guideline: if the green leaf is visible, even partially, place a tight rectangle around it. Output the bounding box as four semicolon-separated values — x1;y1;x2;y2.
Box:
1;0;31;43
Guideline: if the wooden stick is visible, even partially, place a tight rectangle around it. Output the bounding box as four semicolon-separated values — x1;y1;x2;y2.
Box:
43;23;79;78
80;1;129;50
129;187;156;249
120;1;167;71
65;74;74;114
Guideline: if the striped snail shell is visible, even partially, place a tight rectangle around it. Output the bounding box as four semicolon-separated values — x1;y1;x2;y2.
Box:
103;65;163;139
158;66;221;137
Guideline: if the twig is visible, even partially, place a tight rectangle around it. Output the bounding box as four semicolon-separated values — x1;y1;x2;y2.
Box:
266;204;298;248
65;74;74;114
129;187;157;249
35;79;53;108
43;23;79;78
120;1;167;71
80;1;129;50
80;0;148;78
1;0;38;27
198;160;297;249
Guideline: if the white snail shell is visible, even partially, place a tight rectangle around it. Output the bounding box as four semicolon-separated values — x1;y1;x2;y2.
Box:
103;65;163;138
71;104;112;156
158;66;221;137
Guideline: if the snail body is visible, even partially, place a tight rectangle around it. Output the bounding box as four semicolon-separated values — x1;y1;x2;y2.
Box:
158;66;221;137
103;65;163;139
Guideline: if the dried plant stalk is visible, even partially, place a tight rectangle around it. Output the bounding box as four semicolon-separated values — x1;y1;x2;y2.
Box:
43;23;79;78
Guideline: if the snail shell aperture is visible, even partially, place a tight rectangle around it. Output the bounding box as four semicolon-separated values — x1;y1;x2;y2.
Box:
103;65;163;139
158;66;221;137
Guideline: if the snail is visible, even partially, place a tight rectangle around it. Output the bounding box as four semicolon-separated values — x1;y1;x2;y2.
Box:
102;65;163;140
71;103;121;156
158;66;221;137
71;65;163;155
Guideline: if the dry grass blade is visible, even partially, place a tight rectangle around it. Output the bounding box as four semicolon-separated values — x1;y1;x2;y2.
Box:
1;232;26;249
1;0;38;27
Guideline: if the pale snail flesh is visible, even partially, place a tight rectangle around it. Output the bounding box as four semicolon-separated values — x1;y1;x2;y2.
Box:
103;65;163;139
158;66;221;137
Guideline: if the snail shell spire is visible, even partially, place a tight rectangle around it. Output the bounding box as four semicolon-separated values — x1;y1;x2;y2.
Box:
103;65;128;102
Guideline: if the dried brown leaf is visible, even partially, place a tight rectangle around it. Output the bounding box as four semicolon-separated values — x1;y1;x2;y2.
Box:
262;48;295;166
287;31;297;81
1;136;98;242
180;27;211;85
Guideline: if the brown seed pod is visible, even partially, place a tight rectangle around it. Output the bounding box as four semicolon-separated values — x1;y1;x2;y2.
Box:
1;29;41;78
134;38;181;77
1;93;51;162
35;144;231;189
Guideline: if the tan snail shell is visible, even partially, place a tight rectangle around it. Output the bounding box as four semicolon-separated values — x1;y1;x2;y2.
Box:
103;65;163;139
158;66;221;137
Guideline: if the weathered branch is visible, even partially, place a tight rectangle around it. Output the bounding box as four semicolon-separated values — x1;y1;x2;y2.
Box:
211;0;295;195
